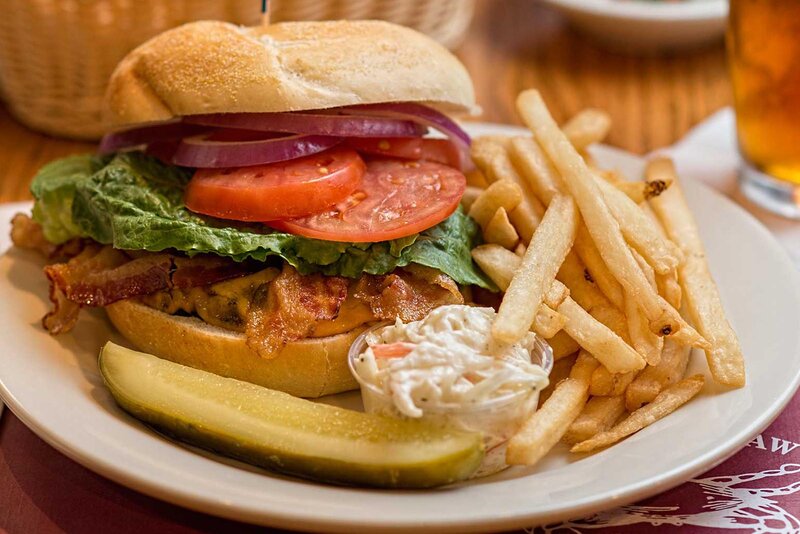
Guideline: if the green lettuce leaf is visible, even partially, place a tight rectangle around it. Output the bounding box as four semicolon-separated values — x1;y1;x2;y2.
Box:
32;152;493;288
30;154;108;244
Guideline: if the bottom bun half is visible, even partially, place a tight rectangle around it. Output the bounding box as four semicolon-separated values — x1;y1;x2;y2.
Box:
105;300;363;398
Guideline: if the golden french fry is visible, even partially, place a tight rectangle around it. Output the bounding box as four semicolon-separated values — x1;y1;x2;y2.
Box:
471;245;568;309
563;395;626;444
508;201;540;245
465;168;489;188
648;158;745;387
468;180;523;228
572;374;705;453
625;292;663;366
625;339;692;411
599;171;672;204
471;244;515;291
483;208;519;249
641;204;683;309
657;270;682;310
507;352;598;465
461;185;485;212
557;296;645;373
533;304;566;339
509;136;562;205
593;173;683;275
517;90;693;340
589;366;636;397
472;135;548;245
514;242;527;257
539;353;577;405
588;366;614;396
493;194;579;344
590;304;629;341
471;135;512;170
548;330;580;360
557;251;612;313
573;225;624;310
562;108;612;151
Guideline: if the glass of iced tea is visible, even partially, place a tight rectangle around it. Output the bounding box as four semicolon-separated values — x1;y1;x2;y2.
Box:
727;0;800;219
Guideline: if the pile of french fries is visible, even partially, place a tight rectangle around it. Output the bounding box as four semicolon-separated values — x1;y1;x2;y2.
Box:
465;89;745;466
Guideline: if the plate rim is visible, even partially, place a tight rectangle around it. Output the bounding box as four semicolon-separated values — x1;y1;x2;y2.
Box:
540;0;727;22
1;123;800;532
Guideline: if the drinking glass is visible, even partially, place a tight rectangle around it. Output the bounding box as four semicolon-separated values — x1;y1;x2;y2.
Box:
727;0;800;218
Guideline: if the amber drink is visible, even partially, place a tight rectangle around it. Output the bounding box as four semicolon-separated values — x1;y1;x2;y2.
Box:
727;0;800;218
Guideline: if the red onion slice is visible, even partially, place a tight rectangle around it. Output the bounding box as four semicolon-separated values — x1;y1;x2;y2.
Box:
171;133;341;168
185;112;427;138
99;121;209;154
336;103;473;170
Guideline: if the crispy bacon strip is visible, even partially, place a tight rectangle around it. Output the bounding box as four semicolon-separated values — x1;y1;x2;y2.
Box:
42;246;254;334
353;265;463;322
246;265;349;358
43;245;127;333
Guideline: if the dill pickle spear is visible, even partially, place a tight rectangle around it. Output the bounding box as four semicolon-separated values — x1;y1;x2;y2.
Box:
99;342;484;488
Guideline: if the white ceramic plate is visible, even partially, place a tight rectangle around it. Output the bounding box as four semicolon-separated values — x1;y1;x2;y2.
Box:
540;0;727;53
1;123;799;533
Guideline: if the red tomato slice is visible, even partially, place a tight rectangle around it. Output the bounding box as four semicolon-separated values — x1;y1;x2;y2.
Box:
184;147;365;221
346;138;462;170
267;158;466;242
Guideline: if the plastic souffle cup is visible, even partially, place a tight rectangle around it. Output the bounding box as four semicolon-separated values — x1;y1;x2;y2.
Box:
348;323;554;478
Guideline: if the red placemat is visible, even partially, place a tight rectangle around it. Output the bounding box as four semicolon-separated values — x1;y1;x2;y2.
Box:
1;390;798;533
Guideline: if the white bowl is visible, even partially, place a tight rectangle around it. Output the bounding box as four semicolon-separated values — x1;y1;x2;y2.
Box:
540;0;728;53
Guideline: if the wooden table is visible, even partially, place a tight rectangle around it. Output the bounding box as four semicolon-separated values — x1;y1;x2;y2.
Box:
0;0;731;205
0;1;733;531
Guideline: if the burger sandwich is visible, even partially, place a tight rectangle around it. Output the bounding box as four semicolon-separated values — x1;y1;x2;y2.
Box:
11;19;494;398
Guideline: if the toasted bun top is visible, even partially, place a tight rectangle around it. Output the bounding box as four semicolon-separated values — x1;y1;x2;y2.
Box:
105;20;476;128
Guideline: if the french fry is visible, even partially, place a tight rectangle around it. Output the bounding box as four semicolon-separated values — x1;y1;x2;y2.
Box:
625;292;663;366
533;304;566;339
517;90;700;342
548;330;580;360
563;395;626;444
656;270;682;310
642;204;683;309
465;168;489;188
599;170;672;204
467;180;523;228
557;296;645;373
589;366;637;397
589;304;629;341
626;339;692;411
483;208;519;249
571;374;705;453
562;108;612;151
593;173;683;275
509;136;562;205
472;135;547;244
471;244;516;291
514;242;527;257
573;225;624;309
557;251;611;313
461;185;484;212
507;352;598;465
493;194;578;344
648;157;745;387
539;353;577;405
508;201;541;245
471;245;568;309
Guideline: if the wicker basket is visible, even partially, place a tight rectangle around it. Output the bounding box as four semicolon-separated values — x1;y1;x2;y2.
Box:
0;0;261;140
271;0;475;50
0;0;475;140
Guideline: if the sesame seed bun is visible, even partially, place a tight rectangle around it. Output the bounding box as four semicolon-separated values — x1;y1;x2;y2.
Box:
105;20;476;128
